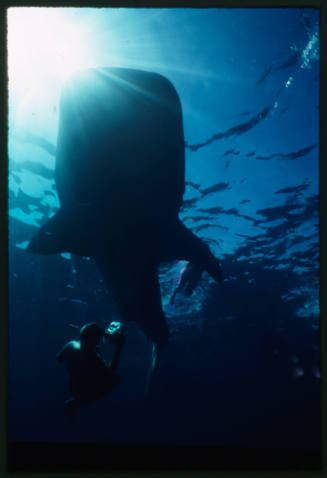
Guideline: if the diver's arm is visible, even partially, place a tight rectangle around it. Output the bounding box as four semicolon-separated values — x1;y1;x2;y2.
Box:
109;343;124;372
95;353;110;370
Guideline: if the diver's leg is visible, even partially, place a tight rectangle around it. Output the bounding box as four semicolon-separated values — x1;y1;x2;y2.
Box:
169;266;192;303
169;288;178;304
184;265;203;296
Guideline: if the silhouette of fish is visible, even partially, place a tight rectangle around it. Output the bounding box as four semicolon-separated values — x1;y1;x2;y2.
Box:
277;52;299;71
255;144;317;161
200;181;230;197
11;158;53;180
256;65;273;85
27;67;223;384
185;181;201;191
222;149;235;157
17;130;56;157
186;106;271;152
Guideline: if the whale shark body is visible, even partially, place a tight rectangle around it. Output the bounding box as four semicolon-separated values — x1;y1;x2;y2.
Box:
27;67;222;383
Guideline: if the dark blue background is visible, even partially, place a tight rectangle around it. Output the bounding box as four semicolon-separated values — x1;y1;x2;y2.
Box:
8;8;320;449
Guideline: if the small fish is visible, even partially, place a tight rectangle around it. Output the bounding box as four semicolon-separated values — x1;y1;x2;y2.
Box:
312;367;320;379
278;52;299;71
256;65;272;85
293;367;304;378
200;182;230;197
222;149;235;157
71;299;88;305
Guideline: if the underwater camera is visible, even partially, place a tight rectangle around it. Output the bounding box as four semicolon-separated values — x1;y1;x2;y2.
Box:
68;320;126;346
103;320;126;346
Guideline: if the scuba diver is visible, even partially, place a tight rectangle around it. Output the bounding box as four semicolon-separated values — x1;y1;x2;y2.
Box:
57;321;126;421
169;262;204;305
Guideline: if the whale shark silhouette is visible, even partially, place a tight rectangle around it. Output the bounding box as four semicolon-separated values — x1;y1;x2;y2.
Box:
27;67;222;388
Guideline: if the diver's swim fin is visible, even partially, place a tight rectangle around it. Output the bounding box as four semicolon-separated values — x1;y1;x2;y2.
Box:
144;342;162;395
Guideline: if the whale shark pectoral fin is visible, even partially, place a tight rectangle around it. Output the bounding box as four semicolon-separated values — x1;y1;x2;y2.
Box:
166;220;223;283
144;342;164;396
27;209;94;256
26;211;68;254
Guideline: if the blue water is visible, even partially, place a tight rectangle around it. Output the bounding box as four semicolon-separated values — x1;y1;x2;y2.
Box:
8;8;320;448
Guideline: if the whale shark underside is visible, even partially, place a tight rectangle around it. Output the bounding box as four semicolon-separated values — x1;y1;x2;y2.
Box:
27;67;222;375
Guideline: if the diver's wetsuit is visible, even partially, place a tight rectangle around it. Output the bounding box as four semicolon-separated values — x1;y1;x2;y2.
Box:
57;341;120;404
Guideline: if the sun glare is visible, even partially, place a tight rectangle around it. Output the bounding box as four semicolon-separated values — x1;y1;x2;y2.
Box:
8;8;91;92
